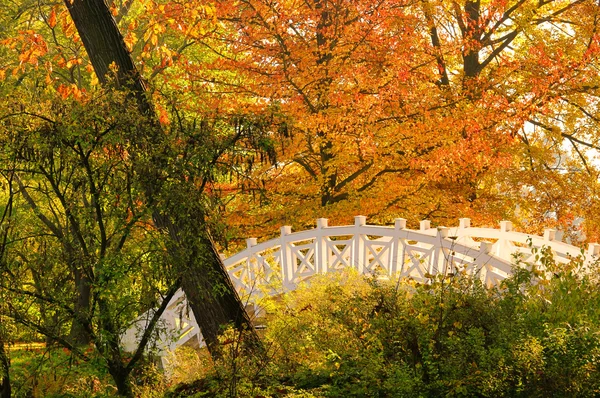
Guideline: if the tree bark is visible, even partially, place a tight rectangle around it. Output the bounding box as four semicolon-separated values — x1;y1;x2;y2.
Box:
461;1;482;80
69;266;92;346
0;338;10;398
178;230;257;350
62;0;151;114
62;0;260;357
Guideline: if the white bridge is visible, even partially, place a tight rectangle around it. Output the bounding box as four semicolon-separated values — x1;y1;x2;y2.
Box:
123;216;600;366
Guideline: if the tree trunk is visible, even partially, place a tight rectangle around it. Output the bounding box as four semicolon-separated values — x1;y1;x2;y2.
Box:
107;362;133;398
461;1;482;80
97;297;134;398
69;267;92;346
62;0;260;357
62;0;151;114
0;338;10;398
178;231;257;350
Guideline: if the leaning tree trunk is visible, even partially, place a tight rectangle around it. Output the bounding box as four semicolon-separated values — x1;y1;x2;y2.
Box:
62;0;260;355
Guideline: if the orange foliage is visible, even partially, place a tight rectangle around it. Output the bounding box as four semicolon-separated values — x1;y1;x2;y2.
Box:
3;0;600;244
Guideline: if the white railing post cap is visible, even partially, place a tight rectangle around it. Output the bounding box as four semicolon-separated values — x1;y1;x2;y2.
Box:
420;220;431;231
395;218;407;229
316;218;328;228
459;218;471;229
500;221;512;232
281;225;292;235
588;243;600;256
355;215;367;226
480;241;492;254
246;238;258;248
544;229;556;241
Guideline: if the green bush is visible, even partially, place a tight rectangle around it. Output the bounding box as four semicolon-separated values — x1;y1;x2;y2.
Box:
11;248;600;397
170;250;600;397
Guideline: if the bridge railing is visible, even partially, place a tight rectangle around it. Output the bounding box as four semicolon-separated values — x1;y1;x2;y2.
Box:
224;216;600;299
447;218;600;266
123;216;600;369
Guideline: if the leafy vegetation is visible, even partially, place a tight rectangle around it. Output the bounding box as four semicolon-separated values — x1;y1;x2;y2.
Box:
3;245;600;397
168;253;600;397
5;344;167;397
2;0;600;396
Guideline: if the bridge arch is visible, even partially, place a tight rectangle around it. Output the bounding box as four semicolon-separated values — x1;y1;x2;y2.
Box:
123;216;600;367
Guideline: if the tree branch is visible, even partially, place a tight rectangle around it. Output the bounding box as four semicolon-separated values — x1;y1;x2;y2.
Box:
125;279;181;374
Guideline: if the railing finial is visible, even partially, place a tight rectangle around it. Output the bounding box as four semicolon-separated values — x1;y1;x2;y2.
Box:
500;220;512;232
544;229;556;241
355;215;366;226
281;226;292;236
437;227;449;238
395;218;407;229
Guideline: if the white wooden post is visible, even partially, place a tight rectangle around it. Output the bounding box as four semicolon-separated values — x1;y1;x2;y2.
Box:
436;227;449;275
496;220;513;260
245;238;257;291
588;243;600;258
544;229;556;241
280;226;294;290
500;221;512;232
477;241;493;286
316;218;328;274
354;216;366;273
419;220;433;276
391;218;406;275
479;241;492;254
455;218;471;247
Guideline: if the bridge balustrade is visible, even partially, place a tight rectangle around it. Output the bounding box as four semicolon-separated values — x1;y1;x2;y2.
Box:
122;216;600;369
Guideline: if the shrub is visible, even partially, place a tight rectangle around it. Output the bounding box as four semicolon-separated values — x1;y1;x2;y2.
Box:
170;251;600;397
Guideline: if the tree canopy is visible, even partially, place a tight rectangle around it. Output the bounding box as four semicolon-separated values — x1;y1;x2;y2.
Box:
1;0;600;395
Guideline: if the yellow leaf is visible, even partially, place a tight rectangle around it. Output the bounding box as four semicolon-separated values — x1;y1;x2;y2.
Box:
124;32;137;52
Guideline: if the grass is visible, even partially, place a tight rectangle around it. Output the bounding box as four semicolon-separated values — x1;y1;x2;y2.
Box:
7;344;116;397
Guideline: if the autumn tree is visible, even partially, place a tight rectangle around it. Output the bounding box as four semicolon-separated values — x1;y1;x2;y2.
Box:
0;87;187;396
149;0;593;243
160;0;515;236
411;0;600;237
58;0;264;358
0;1;267;395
